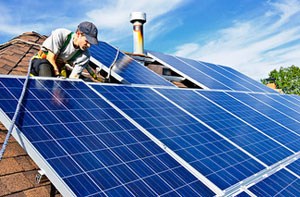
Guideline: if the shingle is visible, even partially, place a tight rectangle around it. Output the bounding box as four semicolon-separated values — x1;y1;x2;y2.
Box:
15;156;37;171
0;178;10;196
5;191;26;197
0;158;23;175
0;173;34;194
24;187;49;197
2;142;27;158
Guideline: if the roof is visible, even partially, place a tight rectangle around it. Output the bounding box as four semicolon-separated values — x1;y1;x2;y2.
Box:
0;32;61;196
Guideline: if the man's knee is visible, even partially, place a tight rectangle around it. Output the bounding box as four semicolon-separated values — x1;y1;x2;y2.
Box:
39;63;53;77
31;59;53;77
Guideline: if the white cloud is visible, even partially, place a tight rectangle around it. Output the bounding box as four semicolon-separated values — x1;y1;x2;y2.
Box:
173;0;300;80
86;0;185;41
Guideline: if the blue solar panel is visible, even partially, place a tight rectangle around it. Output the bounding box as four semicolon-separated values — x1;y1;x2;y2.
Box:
219;65;278;93
147;50;231;90
156;88;292;166
0;76;214;196
92;84;266;190
286;158;300;177
176;57;251;91
228;92;300;136
197;91;300;152
248;169;300;196
268;94;300;113
250;93;300;122
282;94;300;106
148;50;276;93
89;42;175;87
235;191;251;197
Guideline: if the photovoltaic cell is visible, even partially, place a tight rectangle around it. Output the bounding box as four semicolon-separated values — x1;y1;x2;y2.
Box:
286;158;300;176
248;169;300;196
228;92;300;136
147;50;231;90
176;57;251;91
197;91;300;152
0;76;214;196
219;65;278;93
148;50;277;93
156;88;291;166
89;42;175;87
92;84;265;190
249;93;300;123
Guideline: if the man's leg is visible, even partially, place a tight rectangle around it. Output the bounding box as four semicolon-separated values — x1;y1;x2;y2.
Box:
39;63;53;76
31;59;54;77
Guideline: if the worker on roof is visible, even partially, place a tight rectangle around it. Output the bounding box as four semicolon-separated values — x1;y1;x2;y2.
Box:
30;21;102;81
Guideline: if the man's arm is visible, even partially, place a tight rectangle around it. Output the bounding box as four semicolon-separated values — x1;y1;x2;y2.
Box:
46;50;60;76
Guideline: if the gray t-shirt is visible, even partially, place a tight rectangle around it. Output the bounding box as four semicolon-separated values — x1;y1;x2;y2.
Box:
42;28;90;78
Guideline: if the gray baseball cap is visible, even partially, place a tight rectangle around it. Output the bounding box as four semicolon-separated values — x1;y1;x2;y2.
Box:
78;21;99;45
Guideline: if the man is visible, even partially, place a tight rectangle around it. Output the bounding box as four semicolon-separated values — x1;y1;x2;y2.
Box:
31;21;101;81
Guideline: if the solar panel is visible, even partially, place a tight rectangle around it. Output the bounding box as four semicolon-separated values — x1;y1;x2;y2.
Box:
219;65;279;93
156;88;292;166
89;42;175;87
0;76;214;196
286;158;300;176
197;91;300;152
147;50;231;90
228;92;300;136
92;84;271;191
248;169;300;196
147;50;277;93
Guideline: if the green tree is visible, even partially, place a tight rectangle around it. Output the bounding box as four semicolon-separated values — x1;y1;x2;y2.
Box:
261;65;300;95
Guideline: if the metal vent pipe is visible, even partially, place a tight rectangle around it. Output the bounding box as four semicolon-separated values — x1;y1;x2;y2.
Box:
130;12;146;54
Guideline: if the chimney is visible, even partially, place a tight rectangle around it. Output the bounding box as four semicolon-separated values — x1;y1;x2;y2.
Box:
130;12;146;54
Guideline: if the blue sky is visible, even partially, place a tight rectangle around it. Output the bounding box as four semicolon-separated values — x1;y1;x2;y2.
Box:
1;0;300;80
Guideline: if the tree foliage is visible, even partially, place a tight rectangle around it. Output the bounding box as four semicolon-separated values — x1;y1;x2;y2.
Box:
261;65;300;95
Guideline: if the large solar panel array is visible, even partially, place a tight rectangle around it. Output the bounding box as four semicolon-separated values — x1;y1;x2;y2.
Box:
89;42;175;87
91;83;300;196
0;76;213;196
0;75;299;195
147;50;278;93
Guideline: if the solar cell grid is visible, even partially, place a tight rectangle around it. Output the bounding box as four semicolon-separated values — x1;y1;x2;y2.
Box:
286;158;300;176
147;50;231;90
156;88;291;166
281;94;300;106
0;77;214;196
148;50;277;93
228;92;300;136
89;42;175;87
192;60;265;93
248;169;300;196
197;91;300;152
219;65;278;93
249;93;300;123
176;57;251;92
92;84;265;190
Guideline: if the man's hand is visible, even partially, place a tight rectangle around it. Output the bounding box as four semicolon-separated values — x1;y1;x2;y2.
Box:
54;69;60;76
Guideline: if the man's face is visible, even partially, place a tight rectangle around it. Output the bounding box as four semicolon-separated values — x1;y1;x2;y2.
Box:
78;33;91;50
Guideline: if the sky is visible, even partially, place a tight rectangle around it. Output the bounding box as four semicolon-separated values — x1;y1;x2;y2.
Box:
0;0;300;80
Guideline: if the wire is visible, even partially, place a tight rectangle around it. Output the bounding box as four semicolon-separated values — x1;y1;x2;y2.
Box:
0;55;33;161
106;47;120;82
